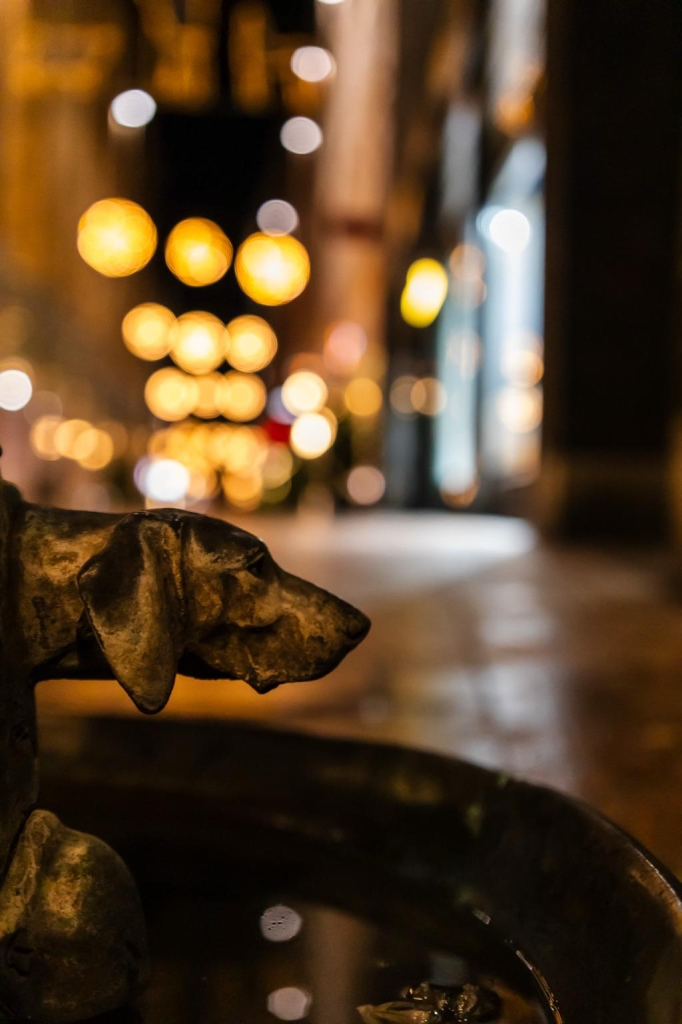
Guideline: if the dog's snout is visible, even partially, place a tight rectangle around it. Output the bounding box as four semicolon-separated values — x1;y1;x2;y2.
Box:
344;607;371;641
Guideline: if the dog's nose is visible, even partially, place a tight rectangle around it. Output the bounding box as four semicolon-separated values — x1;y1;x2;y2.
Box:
344;608;371;641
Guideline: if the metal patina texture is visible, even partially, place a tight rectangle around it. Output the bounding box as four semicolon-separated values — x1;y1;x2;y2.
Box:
0;474;369;1021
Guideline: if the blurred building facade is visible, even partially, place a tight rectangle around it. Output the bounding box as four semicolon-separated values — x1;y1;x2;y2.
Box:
0;0;678;542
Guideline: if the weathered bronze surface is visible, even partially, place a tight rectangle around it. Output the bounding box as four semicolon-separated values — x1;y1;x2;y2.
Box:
38;719;682;1024
0;475;369;1021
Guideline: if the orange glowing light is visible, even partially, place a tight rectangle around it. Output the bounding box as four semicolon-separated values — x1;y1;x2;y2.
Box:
234;233;310;306
165;218;232;286
77;198;157;277
222;472;263;510
169;312;227;375
344;378;383;417
226;315;277;372
218;371;267;422
122;303;175;361
145;367;200;421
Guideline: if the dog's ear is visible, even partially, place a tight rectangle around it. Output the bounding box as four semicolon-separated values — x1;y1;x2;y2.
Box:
76;513;184;714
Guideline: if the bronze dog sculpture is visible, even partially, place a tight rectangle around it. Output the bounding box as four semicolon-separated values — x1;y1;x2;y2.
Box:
0;473;369;1021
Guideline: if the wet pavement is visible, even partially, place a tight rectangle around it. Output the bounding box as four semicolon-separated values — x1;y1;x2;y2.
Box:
37;511;682;877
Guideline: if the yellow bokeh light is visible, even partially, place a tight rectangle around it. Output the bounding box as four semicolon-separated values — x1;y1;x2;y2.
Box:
344;378;383;417
193;373;224;418
218;371;267;422
221;426;268;473
72;428;115;470
235;233;310;306
169;312;227;375
165;218;232;287
122;303;175;361
262;443;294;489
226;315;278;372
290;411;335;459
29;415;63;461
77;198;157;277
222;472;263;510
54;419;91;459
281;371;327;416
400;258;448;327
145;367;199;421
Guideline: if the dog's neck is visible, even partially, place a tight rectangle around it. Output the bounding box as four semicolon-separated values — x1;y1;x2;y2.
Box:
14;503;123;679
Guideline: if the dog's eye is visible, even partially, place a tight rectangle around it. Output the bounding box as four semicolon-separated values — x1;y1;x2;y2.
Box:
248;555;268;580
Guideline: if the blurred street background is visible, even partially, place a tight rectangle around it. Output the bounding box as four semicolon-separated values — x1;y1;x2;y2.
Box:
0;0;681;871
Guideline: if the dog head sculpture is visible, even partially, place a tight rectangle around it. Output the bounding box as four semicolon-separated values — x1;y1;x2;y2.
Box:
73;508;369;713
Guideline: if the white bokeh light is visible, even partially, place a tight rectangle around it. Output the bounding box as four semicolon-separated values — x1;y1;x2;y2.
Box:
290;46;335;83
260;904;303;942
139;458;190;502
489;208;531;254
256;200;299;237
280;117;323;155
0;369;33;411
267;987;311;1021
110;89;157;128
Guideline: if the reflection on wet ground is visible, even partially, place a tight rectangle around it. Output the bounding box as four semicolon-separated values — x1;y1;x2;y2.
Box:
37;512;682;875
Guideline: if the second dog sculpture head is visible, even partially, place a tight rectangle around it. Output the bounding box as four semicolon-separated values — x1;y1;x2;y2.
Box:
18;504;370;713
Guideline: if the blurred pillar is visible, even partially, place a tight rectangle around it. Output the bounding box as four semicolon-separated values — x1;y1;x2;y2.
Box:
539;1;681;540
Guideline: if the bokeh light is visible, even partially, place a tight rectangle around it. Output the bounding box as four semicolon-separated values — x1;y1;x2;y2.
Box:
449;243;486;281
145;367;200;421
218;372;267;422
347;466;385;505
54;419;91;458
110;89;157;128
72;427;114;470
344;377;383;417
290;411;335;459
267;987;311;1022
138;458;190;502
0;369;32;411
226;315;277;372
389;375;418;416
323;321;367;374
169;312;226;374
29;415;63;460
235;233;310;305
496;387;543;432
280;117;323;155
410;377;447;416
282;371;327;415
77;198;157;277
503;348;544;388
262;444;295;489
267;387;295;424
290;46;335;83
122;303;175;361
489;209;531;254
256;200;299;237
165;218;233;287
193;373;224;418
400;258;448;327
223;472;263;511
